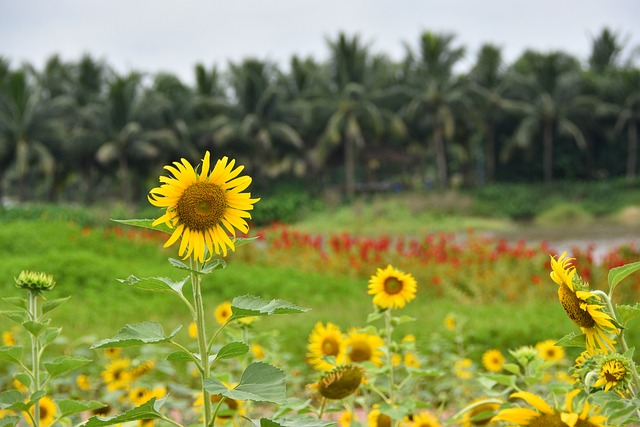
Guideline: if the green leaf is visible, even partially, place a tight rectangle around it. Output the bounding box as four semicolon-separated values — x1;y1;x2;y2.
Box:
229;295;309;321
235;236;258;248
92;322;182;349
554;332;586;348
608;261;640;294
1;390;45;412
118;275;189;297
617;303;640;325
502;363;521;375
1;297;28;310
0;390;23;409
481;373;517;388
260;417;334;427
366;311;384;323
22;319;51;337
213;342;249;362
1;310;28;324
0;346;23;364
41;327;62;347
0;415;20;427
391;315;416;326
168;257;226;275
204;362;287;404
44;356;92;379
57;399;107;418
41;296;71;315
167;351;198;363
84;396;167;427
111;218;172;234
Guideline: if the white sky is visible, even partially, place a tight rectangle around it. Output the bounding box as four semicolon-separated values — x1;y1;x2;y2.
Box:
1;0;638;84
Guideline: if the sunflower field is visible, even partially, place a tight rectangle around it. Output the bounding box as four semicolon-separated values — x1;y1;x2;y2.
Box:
3;153;640;427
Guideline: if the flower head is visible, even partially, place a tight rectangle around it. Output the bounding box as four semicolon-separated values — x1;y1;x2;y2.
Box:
345;329;385;366
455;358;474;379
15;270;55;293
101;358;133;391
313;365;364;400
408;411;442;427
368;406;392;427
214;301;233;325
482;349;505;373
27;396;57;427
307;322;346;371
535;339;565;361
148;152;259;262
550;252;618;354
492;390;608;427
368;265;417;309
592;353;634;393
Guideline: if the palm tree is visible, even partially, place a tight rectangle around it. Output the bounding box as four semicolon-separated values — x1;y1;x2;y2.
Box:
612;69;640;180
402;31;467;190
503;50;587;183
588;28;624;73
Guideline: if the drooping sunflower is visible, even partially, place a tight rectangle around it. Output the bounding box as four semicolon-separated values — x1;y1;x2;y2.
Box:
313;365;364;400
27;396;57;427
214;301;233;325
368;265;417;309
345;329;385;366
307;322;346;371
482;349;505;373
148;152;259;262
550;252;618;354
492;390;608;427
535;339;565;361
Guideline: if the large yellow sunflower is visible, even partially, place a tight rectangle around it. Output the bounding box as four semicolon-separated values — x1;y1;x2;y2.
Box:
27;396;57;427
550;252;618;354
492;390;608;427
368;265;417;309
345;329;385;366
148;152;259;262
307;322;347;371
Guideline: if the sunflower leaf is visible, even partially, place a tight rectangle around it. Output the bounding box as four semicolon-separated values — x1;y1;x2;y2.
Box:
554;332;586;348
203;362;287;404
0;415;19;427
57;399;108;418
84;396;167;427
213;342;250;362
41;296;71;315
608;261;640;294
118;275;189;297
111;218;173;234
0;346;23;365
617;303;640;325
1;297;28;310
235;236;258;248
1;310;28;324
229;295;309;321
259;416;334;427
91;322;182;349
44;355;93;379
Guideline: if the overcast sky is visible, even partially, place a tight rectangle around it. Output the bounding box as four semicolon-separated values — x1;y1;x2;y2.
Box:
2;0;639;84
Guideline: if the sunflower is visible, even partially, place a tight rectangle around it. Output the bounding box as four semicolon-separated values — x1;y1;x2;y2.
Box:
455;358;474;379
482;349;505;373
314;365;364;399
214;301;233;325
129;386;167;406
535;339;565;361
368;406;392;427
457;398;501;427
76;374;91;391
345;329;385;366
307;322;347;371
188;322;198;338
2;330;16;346
592;353;633;393
492;390;608;427
404;352;421;368
101;358;133;391
550;252;618;354
148;152;260;262
407;411;442;427
27;396;57;427
251;343;266;360
368;265;417;309
338;409;353;427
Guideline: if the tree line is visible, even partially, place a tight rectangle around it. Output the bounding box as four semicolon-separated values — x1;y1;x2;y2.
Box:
0;28;639;206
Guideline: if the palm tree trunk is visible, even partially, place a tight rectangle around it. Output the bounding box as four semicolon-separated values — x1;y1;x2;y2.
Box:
345;136;356;198
433;122;448;190
626;119;638;181
543;118;554;183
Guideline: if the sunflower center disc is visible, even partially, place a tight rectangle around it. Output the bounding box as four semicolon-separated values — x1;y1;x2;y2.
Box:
176;182;226;231
322;339;339;356
349;344;372;362
558;283;596;329
383;277;403;295
529;413;567;427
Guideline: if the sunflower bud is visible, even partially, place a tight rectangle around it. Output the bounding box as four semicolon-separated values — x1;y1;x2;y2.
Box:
316;365;363;399
15;270;56;293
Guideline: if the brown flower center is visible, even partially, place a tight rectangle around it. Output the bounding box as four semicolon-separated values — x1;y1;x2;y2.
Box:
322;338;340;356
558;283;595;329
176;182;226;231
603;361;626;382
383;277;403;295
376;413;392;427
349;342;372;362
40;404;49;419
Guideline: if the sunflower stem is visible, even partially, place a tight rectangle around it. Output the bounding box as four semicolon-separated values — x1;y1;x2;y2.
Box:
28;290;41;427
385;309;395;406
191;260;213;427
318;397;327;419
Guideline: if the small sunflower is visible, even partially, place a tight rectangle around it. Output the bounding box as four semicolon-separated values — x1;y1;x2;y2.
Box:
404;352;421;368
251;343;266;360
130;360;155;378
188;322;198;338
408;411;442;427
307;322;347;371
104;347;122;359
443;314;457;331
76;374;91;391
492;390;608;427
338;409;353;427
368;406;392;427
482;349;505;373
368;265;417;309
101;358;132;391
535;339;565;361
27;396;57;427
2;330;16;346
345;329;385;366
550;252;618;354
214;301;233;325
455;358;474;379
592;353;633;393
149;152;260;262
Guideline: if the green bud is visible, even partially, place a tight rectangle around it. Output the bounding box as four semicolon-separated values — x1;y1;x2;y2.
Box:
15;270;56;293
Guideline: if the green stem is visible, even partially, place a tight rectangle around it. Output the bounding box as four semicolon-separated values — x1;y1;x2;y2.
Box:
385;310;395;405
207;320;230;354
317;397;327;419
211;396;226;426
191;261;212;427
28;291;41;427
169;340;203;371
